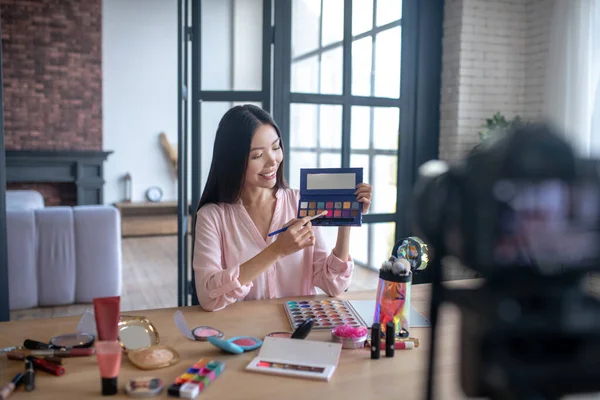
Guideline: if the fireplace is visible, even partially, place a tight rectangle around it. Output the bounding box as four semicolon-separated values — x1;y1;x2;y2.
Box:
5;150;112;206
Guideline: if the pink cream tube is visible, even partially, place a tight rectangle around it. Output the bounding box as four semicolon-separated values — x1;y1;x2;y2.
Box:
95;341;122;396
93;296;121;341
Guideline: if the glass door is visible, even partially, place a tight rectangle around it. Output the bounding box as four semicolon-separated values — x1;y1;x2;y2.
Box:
273;0;403;271
185;0;273;306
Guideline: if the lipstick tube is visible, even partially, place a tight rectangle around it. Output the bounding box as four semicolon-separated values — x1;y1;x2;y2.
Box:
371;323;381;360
385;321;395;357
377;340;415;350
24;358;35;392
32;357;65;376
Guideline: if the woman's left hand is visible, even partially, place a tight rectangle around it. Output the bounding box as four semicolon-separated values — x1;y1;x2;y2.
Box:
355;183;373;214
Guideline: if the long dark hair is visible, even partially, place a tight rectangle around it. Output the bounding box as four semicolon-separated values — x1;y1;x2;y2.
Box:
195;104;288;214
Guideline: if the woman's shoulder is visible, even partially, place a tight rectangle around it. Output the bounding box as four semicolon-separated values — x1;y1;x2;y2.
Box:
196;202;235;221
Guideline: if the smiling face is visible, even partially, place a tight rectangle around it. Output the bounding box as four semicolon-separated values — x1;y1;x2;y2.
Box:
244;123;283;190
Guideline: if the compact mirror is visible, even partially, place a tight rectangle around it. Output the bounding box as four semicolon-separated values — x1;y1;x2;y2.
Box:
50;333;95;349
118;315;160;353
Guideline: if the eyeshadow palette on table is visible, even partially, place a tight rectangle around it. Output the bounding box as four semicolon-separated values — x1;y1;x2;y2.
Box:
297;167;363;226
283;299;431;330
284;299;368;330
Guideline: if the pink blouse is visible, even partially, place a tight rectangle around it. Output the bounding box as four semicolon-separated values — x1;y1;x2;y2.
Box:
193;188;354;311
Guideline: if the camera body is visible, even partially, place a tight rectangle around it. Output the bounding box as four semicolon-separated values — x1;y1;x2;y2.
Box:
414;124;600;399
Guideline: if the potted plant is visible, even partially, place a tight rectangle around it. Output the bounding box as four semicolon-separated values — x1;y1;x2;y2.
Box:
479;112;522;142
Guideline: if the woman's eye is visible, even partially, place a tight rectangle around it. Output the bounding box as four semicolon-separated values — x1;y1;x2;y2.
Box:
273;145;281;150
252;153;263;159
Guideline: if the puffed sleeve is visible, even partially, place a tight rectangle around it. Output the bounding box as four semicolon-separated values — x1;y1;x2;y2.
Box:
193;205;252;311
311;226;354;296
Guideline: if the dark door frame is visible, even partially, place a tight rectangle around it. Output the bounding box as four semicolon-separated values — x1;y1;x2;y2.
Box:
184;0;274;306
0;15;9;322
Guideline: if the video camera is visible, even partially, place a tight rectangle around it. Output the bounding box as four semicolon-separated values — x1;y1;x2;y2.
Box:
412;123;600;400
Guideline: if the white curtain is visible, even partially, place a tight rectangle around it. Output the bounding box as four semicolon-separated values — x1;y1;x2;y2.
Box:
544;0;600;157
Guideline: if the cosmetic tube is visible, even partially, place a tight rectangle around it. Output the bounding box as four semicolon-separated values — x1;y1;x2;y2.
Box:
31;357;65;376
376;340;415;350
95;341;122;396
93;296;121;341
371;323;381;360
7;352;63;365
0;373;23;400
29;348;94;357
386;322;395;358
24;358;35;392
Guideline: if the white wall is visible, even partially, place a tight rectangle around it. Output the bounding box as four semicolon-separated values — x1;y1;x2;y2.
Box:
103;0;178;204
103;0;263;204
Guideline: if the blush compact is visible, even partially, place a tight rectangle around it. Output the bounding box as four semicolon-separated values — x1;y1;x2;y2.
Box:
173;311;224;342
192;326;224;341
208;336;263;355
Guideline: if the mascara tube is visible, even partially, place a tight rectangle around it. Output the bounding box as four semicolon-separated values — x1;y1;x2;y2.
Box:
386;322;395;357
0;373;23;400
24;357;35;392
371;323;381;359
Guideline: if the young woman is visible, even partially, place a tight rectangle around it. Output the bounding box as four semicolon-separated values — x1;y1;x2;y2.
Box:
193;105;373;311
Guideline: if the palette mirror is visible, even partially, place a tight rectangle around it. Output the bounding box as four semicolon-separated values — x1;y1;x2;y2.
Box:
118;315;160;353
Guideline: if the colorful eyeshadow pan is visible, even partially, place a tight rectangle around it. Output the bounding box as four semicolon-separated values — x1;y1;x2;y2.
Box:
284;300;367;330
168;358;225;397
297;167;363;227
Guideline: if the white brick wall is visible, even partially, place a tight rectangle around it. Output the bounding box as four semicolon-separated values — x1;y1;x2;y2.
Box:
524;0;554;120
439;0;555;162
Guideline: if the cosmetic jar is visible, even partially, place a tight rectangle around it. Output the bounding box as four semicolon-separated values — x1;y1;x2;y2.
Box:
331;325;368;349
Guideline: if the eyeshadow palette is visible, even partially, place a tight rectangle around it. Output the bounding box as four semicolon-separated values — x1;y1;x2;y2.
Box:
283;299;368;330
167;358;225;399
297;168;363;226
246;337;342;381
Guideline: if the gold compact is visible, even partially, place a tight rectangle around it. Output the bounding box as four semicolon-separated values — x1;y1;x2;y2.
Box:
118;315;160;353
127;345;180;370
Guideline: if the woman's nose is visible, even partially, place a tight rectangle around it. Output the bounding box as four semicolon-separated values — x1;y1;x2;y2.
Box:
266;152;277;165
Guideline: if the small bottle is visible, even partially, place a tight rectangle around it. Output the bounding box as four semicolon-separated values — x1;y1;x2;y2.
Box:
386;322;395;357
371;323;381;360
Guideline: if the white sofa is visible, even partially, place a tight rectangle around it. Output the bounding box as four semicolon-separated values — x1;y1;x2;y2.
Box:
6;190;122;310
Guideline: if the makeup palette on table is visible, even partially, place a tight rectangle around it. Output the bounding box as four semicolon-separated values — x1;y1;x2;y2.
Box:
246;336;342;381
284;299;368;330
284;299;431;331
297;167;363;226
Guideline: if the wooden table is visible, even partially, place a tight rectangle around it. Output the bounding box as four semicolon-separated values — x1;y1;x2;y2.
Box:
0;284;469;400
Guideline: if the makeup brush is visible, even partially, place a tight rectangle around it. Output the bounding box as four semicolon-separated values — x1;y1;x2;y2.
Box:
267;210;327;237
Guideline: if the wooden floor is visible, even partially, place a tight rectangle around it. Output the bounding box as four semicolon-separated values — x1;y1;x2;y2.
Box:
10;236;380;321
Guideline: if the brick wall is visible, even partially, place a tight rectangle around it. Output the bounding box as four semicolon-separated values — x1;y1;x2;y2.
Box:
439;0;555;163
6;182;76;206
0;0;102;151
523;0;554;120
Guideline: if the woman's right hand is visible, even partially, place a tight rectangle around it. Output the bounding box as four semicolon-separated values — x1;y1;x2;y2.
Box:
272;217;315;258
